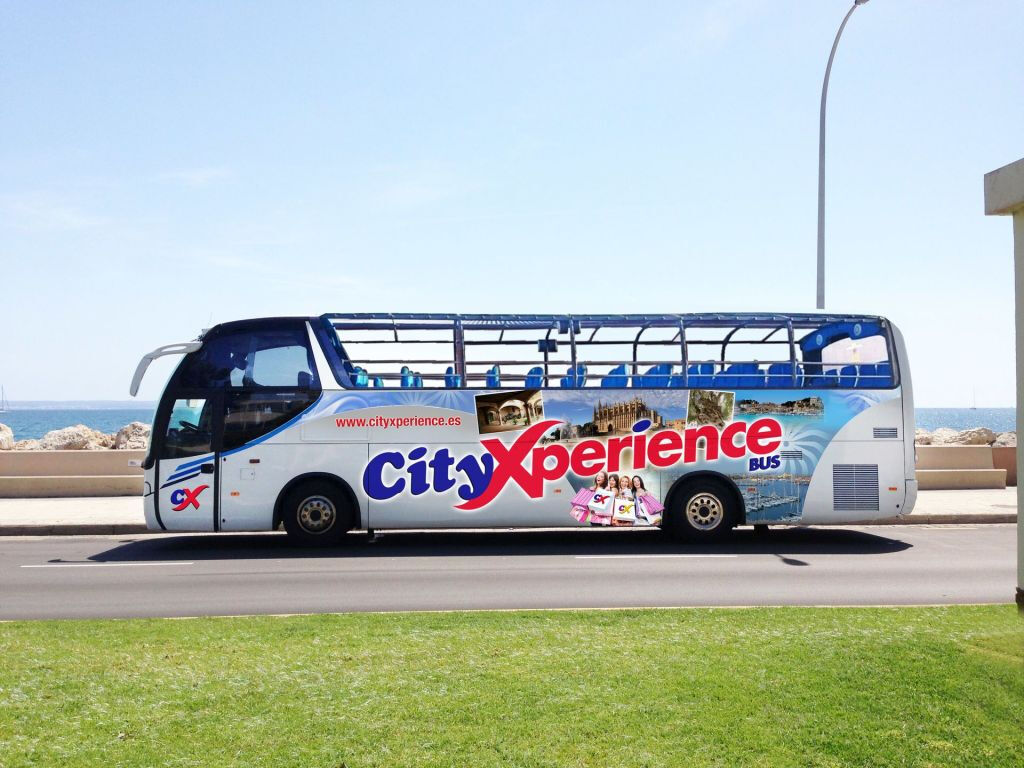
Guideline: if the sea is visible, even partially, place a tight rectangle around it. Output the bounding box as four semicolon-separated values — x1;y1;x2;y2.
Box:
1;403;156;441
0;403;1016;441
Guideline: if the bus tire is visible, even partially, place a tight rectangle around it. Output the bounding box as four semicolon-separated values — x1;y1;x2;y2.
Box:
663;477;738;542
281;480;353;546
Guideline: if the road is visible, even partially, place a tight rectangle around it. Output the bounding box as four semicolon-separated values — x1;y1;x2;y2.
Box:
0;525;1016;620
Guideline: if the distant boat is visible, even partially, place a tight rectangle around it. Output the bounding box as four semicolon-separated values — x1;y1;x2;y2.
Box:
971;388;978;410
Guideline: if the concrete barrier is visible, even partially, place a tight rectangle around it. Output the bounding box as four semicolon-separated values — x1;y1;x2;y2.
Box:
915;445;1008;490
0;450;145;498
0;450;144;477
991;446;1018;486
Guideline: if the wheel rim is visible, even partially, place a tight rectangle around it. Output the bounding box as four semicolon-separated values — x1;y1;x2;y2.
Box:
296;495;336;534
685;491;724;531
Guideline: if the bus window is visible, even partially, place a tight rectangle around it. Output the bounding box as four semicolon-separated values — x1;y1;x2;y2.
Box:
161;398;213;459
222;390;319;451
178;327;318;389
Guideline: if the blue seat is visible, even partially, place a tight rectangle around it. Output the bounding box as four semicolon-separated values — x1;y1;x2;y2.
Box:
634;364;672;388
600;364;627;388
352;366;369;388
486;365;501;388
766;362;803;387
807;367;839;388
678;363;714;388
714;363;764;388
413;374;423;388
372;376;384;388
560;364;587;388
837;365;858;388
400;366;415;388
525;366;544;388
444;366;463;388
876;362;892;386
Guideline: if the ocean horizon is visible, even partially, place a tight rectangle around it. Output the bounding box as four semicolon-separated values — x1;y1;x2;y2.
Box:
0;402;1016;441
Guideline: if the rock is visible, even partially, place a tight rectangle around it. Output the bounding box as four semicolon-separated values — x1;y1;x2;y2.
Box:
914;428;932;445
952;427;997;446
114;421;151;450
14;439;40;450
994;431;1017;447
36;424;115;450
929;427;959;445
0;423;13;450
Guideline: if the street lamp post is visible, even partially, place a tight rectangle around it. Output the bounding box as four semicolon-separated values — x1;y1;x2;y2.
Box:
817;0;870;310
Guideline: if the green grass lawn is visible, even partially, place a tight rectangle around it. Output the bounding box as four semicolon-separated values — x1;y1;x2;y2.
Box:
0;606;1021;767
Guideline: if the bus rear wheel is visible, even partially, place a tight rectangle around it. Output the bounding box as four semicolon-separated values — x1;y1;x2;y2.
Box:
663;478;738;542
281;480;354;546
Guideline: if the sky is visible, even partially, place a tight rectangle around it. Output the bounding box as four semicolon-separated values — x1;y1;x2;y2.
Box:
1;0;1022;406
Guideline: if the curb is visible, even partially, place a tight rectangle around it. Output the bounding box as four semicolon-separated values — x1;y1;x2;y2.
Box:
858;513;1016;525
0;524;149;536
0;516;1015;536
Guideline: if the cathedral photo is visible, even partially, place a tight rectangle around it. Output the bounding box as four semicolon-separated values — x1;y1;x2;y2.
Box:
592;397;664;435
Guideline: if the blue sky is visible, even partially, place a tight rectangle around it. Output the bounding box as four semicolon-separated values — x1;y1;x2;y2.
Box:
1;1;1021;405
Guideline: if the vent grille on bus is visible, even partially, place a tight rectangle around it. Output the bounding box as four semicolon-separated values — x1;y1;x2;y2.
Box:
873;427;898;439
832;464;879;511
780;450;803;461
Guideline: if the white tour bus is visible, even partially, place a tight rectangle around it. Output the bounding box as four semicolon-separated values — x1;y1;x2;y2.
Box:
130;313;916;545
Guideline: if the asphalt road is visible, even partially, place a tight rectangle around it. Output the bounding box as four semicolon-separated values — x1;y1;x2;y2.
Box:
0;525;1016;620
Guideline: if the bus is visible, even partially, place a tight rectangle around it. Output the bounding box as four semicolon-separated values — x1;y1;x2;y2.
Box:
129;313;917;545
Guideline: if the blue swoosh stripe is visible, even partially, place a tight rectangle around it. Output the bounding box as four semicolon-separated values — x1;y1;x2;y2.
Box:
165;467;201;483
161;472;200;489
172;454;214;473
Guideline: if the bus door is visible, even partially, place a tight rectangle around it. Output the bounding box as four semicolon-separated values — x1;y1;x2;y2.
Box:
155;392;222;531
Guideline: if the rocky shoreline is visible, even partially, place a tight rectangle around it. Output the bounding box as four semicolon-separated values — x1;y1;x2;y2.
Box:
0;421;1017;451
0;422;151;451
914;427;1016;446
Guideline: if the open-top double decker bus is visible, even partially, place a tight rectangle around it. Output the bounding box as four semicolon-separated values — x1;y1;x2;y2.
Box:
130;312;916;545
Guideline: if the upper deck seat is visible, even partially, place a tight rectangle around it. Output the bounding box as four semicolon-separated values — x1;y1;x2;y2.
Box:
766;362;803;387
444;366;463;388
600;364;627;388
352;366;369;388
486;365;501;388
525;366;544;388
714;363;765;389
634;364;672;388
400;366;415;388
877;362;892;386
413;374;423;387
682;363;714;388
837;365;858;388
560;364;587;388
372;376;384;388
807;368;839;388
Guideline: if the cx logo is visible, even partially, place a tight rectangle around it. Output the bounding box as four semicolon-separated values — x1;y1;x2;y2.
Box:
170;485;209;511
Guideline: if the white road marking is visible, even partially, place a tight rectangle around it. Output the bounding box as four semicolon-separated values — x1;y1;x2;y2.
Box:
21;562;194;568
574;554;738;560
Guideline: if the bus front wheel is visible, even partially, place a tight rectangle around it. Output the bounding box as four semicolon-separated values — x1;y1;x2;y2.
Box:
663;478;738;542
281;480;353;546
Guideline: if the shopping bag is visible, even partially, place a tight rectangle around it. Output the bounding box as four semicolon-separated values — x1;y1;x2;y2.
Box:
612;497;636;522
571;488;596;507
638;494;664;515
589;512;613;526
570;505;591;523
588;491;615;517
